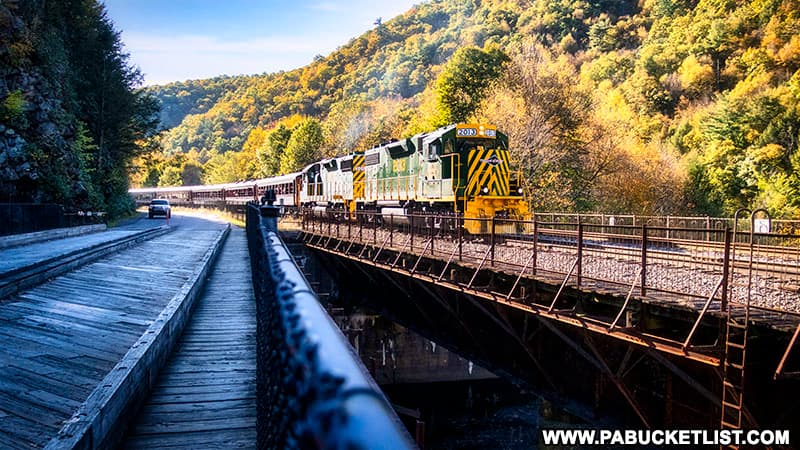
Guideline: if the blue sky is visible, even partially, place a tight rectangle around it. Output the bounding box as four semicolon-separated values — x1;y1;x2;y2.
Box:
102;0;419;86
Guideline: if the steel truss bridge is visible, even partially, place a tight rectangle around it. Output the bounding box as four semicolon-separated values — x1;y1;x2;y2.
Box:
298;209;800;435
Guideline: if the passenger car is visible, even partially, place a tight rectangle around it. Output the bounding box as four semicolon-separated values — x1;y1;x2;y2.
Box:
148;199;171;219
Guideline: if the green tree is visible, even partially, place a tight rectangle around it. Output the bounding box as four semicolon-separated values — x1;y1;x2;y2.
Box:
280;119;324;173
181;162;204;185
258;124;292;176
158;166;182;187
435;47;509;125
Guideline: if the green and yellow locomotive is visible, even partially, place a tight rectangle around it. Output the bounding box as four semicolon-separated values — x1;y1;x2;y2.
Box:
351;123;529;233
132;123;530;234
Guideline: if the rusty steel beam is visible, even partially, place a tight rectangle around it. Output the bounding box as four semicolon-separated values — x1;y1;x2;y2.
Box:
609;268;642;331
533;315;652;428
683;276;724;350
646;349;719;407
408;277;500;367
584;335;652;428
775;323;800;380
467;295;558;391
305;241;723;366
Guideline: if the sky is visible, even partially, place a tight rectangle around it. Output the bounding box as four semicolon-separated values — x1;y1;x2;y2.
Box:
102;0;420;86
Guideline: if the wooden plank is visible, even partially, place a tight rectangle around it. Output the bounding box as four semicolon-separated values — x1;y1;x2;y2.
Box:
123;229;256;449
124;429;255;449
131;416;256;434
137;406;256;424
0;413;51;448
138;398;257;414
0;221;229;449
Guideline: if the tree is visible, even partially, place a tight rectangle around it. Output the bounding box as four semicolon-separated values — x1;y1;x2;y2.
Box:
181;163;204;185
257;125;292;176
480;42;620;211
280;119;324;173
158;166;182;187
434;47;509;125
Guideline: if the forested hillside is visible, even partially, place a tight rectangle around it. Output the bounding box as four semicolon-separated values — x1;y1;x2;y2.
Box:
0;0;158;216
139;0;800;217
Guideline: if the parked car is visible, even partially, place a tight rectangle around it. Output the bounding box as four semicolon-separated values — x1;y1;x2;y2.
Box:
148;199;171;219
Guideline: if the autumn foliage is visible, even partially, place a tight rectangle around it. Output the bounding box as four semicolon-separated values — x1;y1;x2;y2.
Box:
135;0;800;217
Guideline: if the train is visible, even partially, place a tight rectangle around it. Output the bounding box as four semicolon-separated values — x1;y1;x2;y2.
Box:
130;123;530;233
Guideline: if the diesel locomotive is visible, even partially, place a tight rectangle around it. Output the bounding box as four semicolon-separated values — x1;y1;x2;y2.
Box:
130;123;530;233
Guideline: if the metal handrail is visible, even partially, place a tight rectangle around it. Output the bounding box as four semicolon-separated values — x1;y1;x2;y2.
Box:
246;202;413;449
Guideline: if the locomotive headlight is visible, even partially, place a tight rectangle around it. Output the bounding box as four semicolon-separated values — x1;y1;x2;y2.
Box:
517;188;523;194
481;186;489;194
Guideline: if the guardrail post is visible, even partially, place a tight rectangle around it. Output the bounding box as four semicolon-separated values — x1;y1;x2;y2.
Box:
389;214;393;247
410;214;415;252
458;215;463;262
666;216;671;240
641;224;648;296
490;217;496;267
430;218;434;255
533;219;538;275
721;227;731;312
373;212;377;245
577;219;583;287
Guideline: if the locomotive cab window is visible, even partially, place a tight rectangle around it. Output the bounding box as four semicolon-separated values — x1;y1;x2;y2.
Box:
427;140;441;161
458;138;501;153
443;139;455;154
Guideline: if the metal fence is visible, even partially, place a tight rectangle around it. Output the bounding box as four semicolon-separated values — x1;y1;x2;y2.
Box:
301;210;800;318
246;202;413;449
0;203;106;236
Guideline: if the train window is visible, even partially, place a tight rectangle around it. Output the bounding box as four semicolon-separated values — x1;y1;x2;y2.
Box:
323;160;338;171
443;139;454;154
427;140;441;161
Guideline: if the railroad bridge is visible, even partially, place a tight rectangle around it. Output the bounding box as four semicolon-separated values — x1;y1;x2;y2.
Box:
0;204;798;448
298;209;800;433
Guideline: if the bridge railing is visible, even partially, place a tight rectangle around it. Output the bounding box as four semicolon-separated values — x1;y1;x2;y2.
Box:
246;202;413;449
301;210;800;318
0;203;106;236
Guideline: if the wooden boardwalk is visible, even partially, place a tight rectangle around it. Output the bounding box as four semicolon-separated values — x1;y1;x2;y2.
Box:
0;228;147;277
123;227;257;449
0;221;226;449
